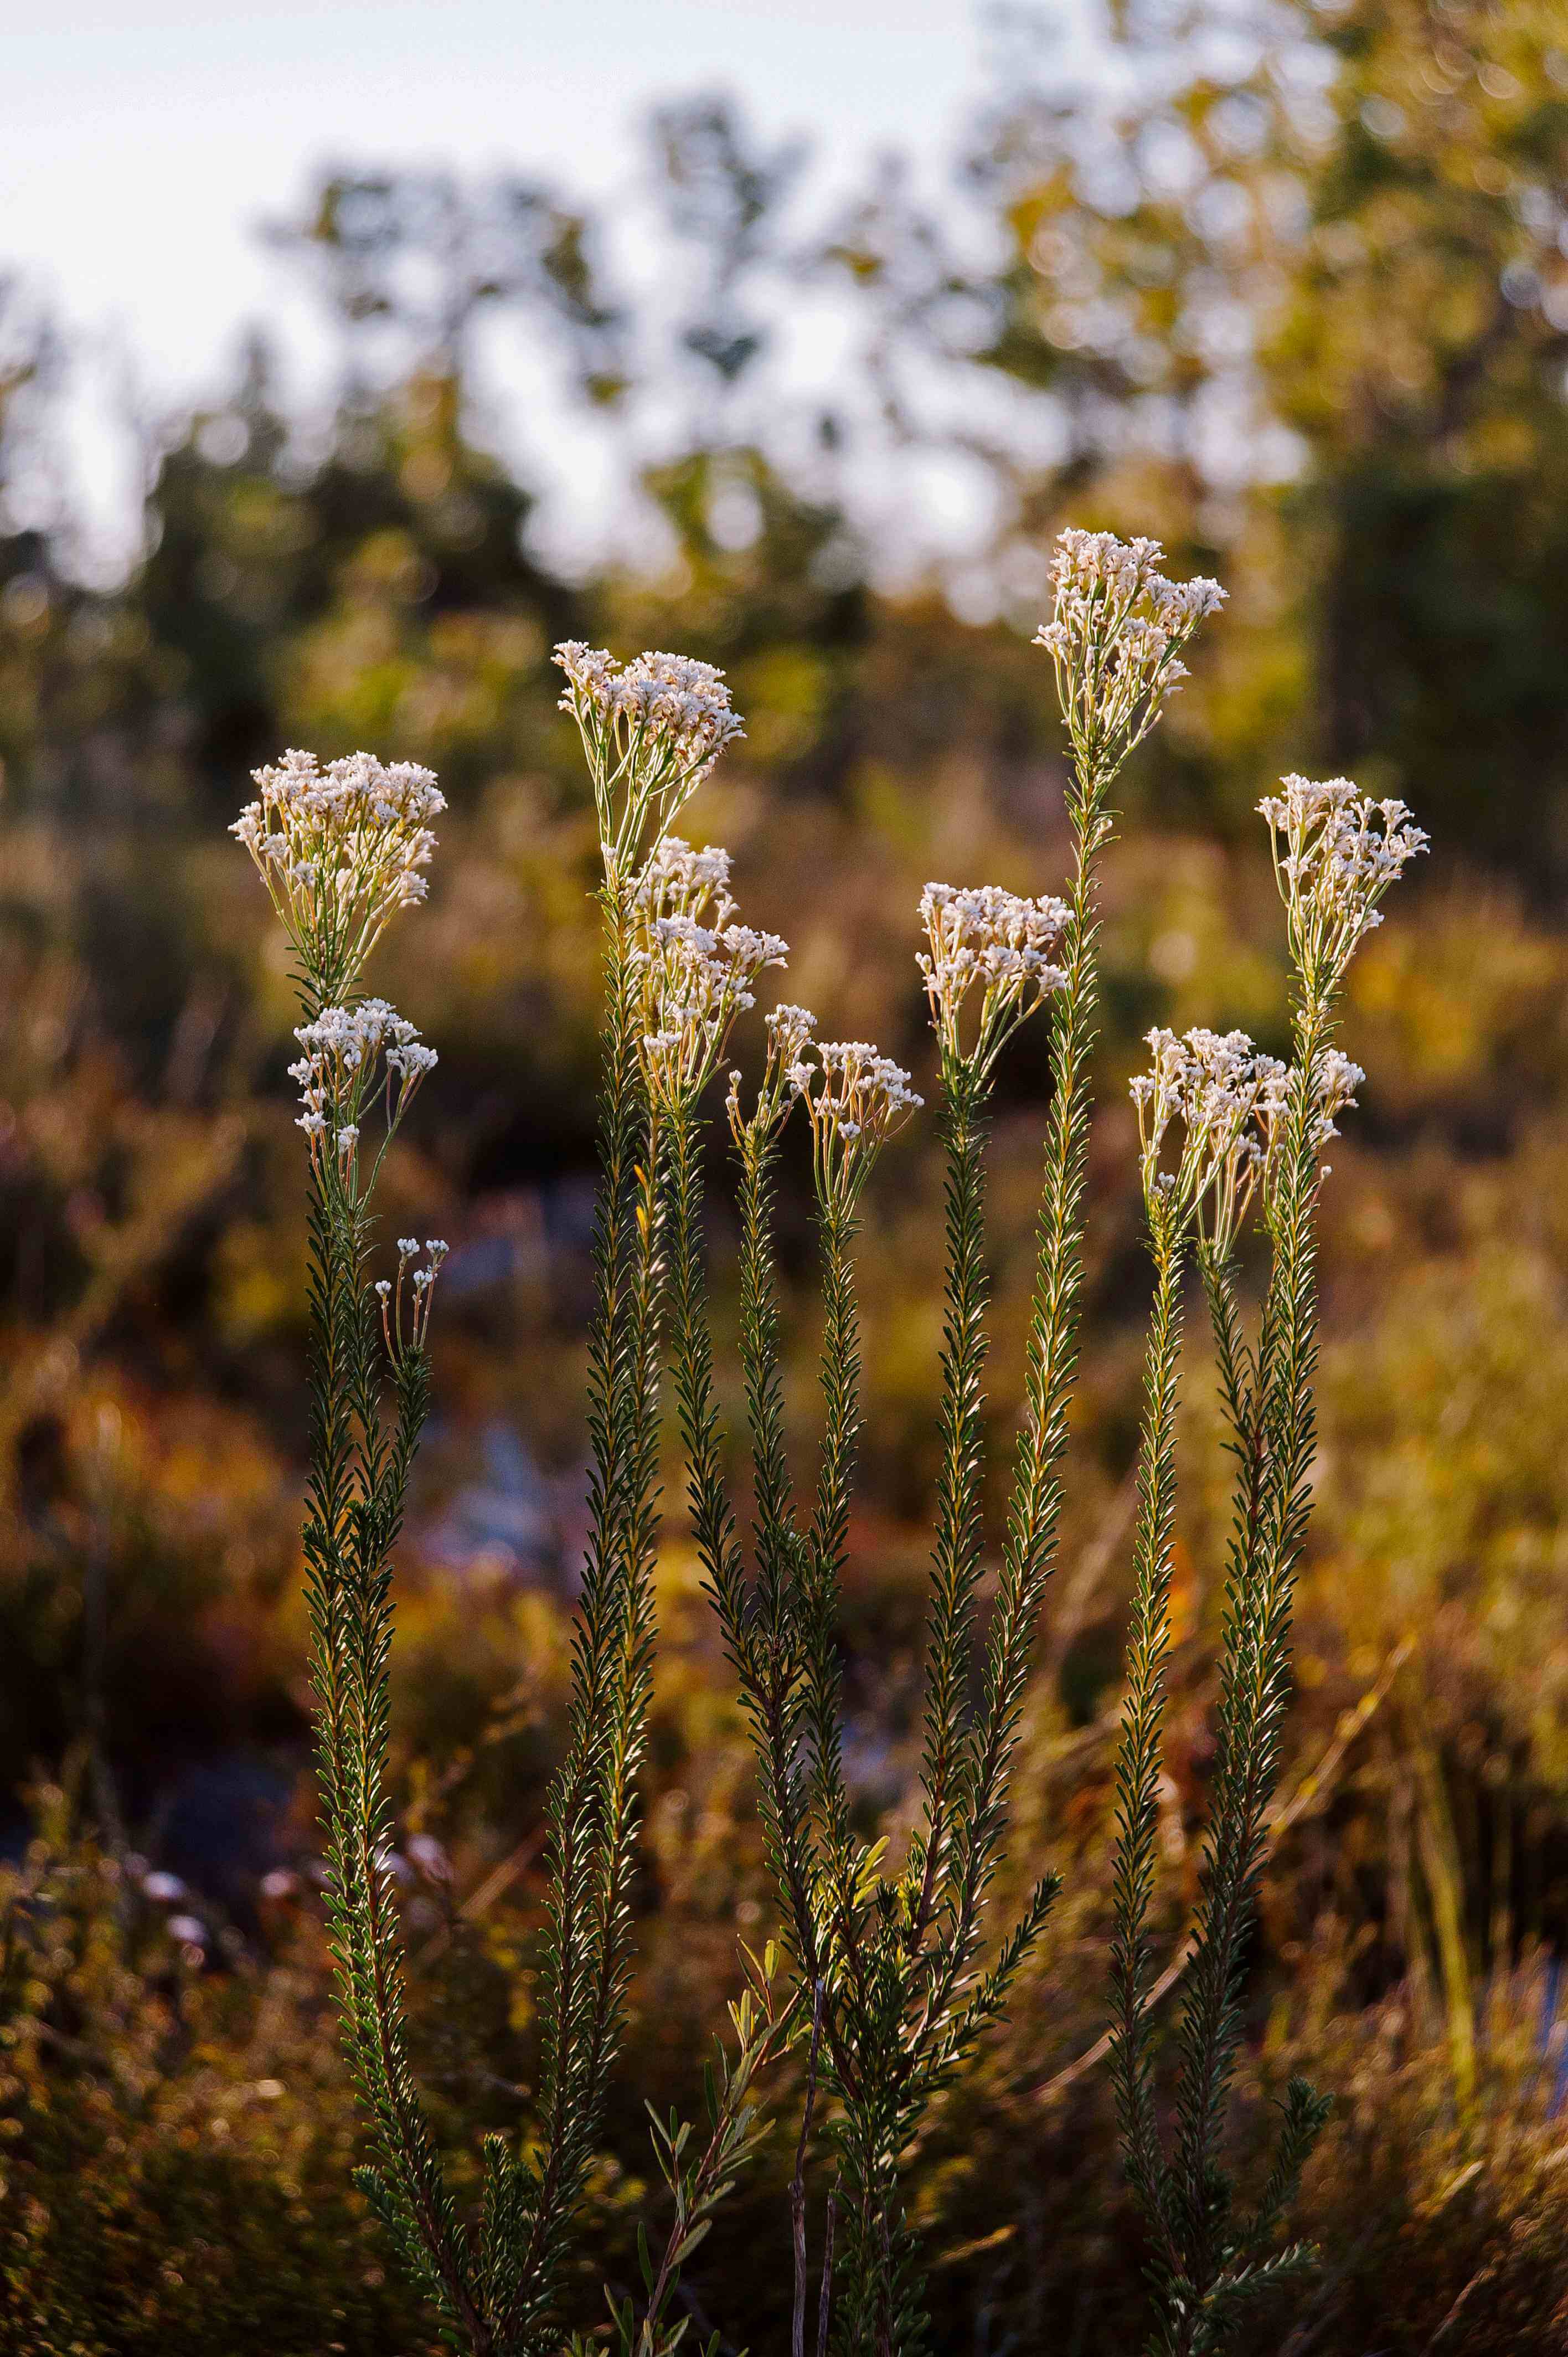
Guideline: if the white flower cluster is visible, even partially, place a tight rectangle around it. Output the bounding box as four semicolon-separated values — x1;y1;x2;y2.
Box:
1313;1049;1365;1146
1133;1026;1370;1244
633;835;737;929
555;644;742;761
633;839;787;1105
1254;1047;1366;1170
289;999;437;1181
554;642;745;874
375;1236;450;1355
793;1037;923;1217
1257;775;1428;982
640;918;790;1105
1132;1025;1286;1246
917;881;1070;1075
232;749;445;989
1034;528;1226;779
726;1001;817;1151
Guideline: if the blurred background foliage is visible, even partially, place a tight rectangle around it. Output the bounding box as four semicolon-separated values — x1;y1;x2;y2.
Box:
6;0;1568;2346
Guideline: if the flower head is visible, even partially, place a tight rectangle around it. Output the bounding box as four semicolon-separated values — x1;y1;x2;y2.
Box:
634;836;737;929
1257;775;1427;987
918;881;1070;1077
1034;529;1225;787
554;642;744;879
1251;1048;1366;1195
792;1038;923;1218
1131;1025;1285;1250
232;749;445;996
289;999;437;1186
1133;1025;1370;1246
727;1001;816;1152
632;840;787;1106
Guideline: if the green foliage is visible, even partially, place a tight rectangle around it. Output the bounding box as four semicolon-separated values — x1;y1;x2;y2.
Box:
0;1804;429;2355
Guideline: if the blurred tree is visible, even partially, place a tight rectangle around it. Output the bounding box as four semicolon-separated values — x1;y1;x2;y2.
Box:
952;0;1568;871
266;168;631;404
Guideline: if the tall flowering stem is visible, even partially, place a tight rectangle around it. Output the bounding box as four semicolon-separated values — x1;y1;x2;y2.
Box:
913;532;1223;2053
488;651;755;2353
1107;778;1424;2355
487;860;666;2347
233;753;484;2344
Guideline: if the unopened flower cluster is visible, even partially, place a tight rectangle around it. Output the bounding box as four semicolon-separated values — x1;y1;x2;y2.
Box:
231;749;445;985
1034;529;1225;779
1258;775;1428;982
633;840;788;1105
289;998;438;1183
554;641;744;872
918;881;1070;1075
375;1237;450;1354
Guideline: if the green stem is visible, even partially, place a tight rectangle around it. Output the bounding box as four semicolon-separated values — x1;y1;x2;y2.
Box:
1107;1200;1188;2287
303;1159;485;2345
920;765;1108;2039
1167;994;1335;2349
910;1061;992;1948
499;885;665;2348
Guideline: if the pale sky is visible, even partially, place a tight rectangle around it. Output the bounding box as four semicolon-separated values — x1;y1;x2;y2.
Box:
6;0;1044;567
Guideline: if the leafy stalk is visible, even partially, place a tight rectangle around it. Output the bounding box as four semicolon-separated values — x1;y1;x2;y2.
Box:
303;1149;486;2348
1106;797;1423;2350
492;880;668;2350
1106;1193;1188;2291
910;1062;991;1947
921;764;1108;2035
1155;995;1338;2354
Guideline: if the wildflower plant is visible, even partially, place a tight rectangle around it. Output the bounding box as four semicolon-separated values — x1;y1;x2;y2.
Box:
235;530;1417;2357
659;527;1227;2356
1108;779;1425;2355
233;751;486;2338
